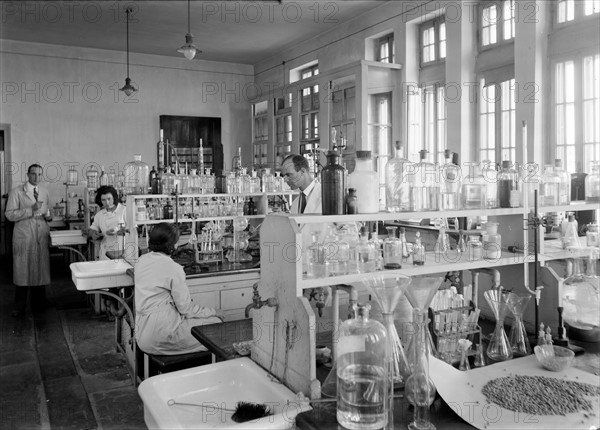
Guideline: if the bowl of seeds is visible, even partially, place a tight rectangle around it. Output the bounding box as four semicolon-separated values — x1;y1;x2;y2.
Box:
534;345;574;372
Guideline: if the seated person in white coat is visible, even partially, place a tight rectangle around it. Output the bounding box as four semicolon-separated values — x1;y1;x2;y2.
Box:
135;223;224;355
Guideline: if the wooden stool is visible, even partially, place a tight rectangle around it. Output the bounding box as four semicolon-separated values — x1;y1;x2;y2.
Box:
136;346;213;381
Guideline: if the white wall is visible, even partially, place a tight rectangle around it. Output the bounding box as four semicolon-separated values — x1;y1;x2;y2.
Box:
1;39;254;205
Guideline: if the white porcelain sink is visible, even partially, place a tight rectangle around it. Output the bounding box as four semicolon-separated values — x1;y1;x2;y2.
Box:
50;230;87;246
138;357;311;429
70;259;133;291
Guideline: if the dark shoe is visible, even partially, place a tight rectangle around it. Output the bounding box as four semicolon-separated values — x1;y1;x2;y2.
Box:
11;309;23;318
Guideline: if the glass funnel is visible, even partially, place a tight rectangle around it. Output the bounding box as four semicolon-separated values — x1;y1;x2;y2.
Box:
505;292;532;356
484;290;513;361
405;277;444;369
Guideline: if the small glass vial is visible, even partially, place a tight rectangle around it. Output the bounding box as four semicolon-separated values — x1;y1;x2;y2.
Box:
412;231;425;266
346;188;358;214
383;226;402;269
337;303;388;430
467;235;483;261
587;224;599;247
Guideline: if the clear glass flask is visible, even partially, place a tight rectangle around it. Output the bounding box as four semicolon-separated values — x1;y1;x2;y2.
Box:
337;303;389;430
505;292;532;356
484;290;513;361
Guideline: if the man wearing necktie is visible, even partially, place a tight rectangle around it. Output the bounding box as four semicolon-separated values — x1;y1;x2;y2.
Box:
5;164;52;317
280;154;322;215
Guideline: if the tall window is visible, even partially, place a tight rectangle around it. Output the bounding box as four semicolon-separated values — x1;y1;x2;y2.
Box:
556;0;600;24
479;79;516;163
274;94;292;169
420;18;446;65
377;33;395;63
423;86;447;164
554;55;600;173
252;101;269;167
480;0;516;47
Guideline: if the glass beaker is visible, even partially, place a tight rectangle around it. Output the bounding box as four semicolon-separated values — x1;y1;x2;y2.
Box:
505;292;532;356
405;308;437;430
484;290;513;361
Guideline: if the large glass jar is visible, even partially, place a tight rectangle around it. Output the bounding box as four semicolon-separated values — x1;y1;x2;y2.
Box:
337;303;389;430
86;164;99;191
161;167;175;195
462;162;487;209
498;160;519;208
540;164;560;206
383;226;402;269
385;141;412;212
440;149;461;210
321;151;347;215
66;164;78;185
348;150;379;213
562;247;600;341
410;149;439;211
585;161;600;203
123;154;149;195
482;222;502;260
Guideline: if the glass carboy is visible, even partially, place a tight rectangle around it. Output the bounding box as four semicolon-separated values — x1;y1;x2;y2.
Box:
337;303;389;430
321;151;347;215
385;141;411;212
123;154;149;195
348;150;379;213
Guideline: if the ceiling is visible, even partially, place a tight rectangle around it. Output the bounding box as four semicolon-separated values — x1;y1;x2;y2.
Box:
0;1;388;65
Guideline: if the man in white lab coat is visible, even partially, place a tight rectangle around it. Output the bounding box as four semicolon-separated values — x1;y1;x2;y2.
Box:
280;154;321;215
5;164;52;316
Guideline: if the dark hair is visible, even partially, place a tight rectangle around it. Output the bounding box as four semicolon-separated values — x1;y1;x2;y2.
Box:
282;154;309;172
148;223;180;255
95;186;120;207
27;164;42;174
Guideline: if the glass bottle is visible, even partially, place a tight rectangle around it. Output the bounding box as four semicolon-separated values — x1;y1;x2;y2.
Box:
98;166;108;187
498;160;519;208
356;228;376;273
539;164;560;206
587;224;599;247
262;167;275;192
505;292;532;356
86;164;99;191
161;167;175;195
585;161;600;203
163;199;173;219
405;308;437;430
157;128;165;170
116;171;126;199
410;149;440;211
482;222;502;260
562;247;600;336
440;149;461;210
66;164;78;185
247;197;257;215
307;232;326;279
347;150;379;213
383;226;402;269
107;168;116;187
385;141;412;212
135;199;148;221
461;162;487;209
149;166;158;194
467;235;483;261
346;188;358;214
249;170;261;193
412;231;425;266
123;154;149;195
562;213;581;249
482;160;498;208
554;159;571;205
337;303;389;430
321;151;347;215
399;227;410;261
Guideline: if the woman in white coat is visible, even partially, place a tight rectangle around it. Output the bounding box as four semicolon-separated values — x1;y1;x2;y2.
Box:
135;223;224;355
86;186;126;260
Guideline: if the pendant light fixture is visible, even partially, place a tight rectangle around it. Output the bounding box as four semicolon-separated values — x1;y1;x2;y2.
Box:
177;0;200;60
120;7;137;96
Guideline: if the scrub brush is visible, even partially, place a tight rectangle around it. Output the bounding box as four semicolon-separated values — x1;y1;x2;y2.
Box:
167;399;272;423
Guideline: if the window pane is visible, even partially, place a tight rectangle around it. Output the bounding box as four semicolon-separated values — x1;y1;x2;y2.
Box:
503;0;516;40
565;61;575;103
440;22;447;58
584;0;600;15
583;54;600;171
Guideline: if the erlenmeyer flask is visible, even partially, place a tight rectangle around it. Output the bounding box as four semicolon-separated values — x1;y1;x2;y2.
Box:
484;290;513;361
506;292;532;356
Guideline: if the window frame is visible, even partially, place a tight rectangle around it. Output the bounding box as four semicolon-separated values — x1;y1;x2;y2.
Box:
376;33;395;64
478;0;516;51
553;0;600;27
419;16;446;67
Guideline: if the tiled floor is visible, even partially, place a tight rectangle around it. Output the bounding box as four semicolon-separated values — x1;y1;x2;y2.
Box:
0;254;146;430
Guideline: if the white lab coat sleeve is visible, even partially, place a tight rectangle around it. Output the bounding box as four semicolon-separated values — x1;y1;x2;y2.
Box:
169;264;217;318
5;189;33;222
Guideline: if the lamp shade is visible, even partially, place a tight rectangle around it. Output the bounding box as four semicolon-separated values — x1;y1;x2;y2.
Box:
177;33;200;60
120;77;137;96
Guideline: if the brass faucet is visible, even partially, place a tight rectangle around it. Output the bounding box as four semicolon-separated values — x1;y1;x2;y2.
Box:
245;283;278;318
